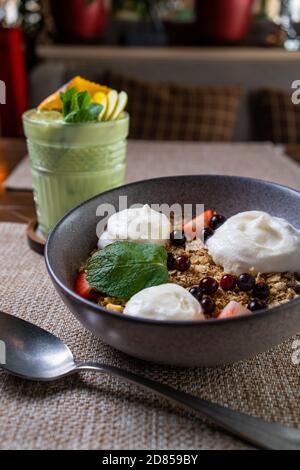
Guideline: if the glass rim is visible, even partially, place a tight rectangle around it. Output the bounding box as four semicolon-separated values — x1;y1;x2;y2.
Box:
22;109;129;128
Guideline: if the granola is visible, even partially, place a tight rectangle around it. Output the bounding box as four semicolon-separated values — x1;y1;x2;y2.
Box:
97;241;300;317
75;207;300;320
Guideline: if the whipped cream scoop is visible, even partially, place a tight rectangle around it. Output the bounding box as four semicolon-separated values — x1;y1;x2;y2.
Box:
206;211;300;275
124;283;204;321
98;204;170;248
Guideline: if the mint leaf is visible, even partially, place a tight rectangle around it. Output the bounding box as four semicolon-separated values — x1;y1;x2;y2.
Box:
77;91;91;110
86;241;168;299
60;88;102;123
64;105;103;123
60;88;77;117
64;111;77;122
88;103;102;119
70;91;80;113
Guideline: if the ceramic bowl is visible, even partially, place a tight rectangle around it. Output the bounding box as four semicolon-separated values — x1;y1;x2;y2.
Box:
45;175;300;367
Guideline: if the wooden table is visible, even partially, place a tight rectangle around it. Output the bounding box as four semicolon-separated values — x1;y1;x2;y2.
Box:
0;138;35;223
1;138;300;225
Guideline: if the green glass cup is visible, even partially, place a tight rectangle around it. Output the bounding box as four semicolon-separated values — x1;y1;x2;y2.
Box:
23;111;129;237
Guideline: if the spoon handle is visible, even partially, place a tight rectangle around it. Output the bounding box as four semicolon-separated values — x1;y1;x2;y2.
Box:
76;361;300;450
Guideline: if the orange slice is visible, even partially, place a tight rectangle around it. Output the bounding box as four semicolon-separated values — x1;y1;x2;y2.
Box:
38;76;112;111
37;84;67;111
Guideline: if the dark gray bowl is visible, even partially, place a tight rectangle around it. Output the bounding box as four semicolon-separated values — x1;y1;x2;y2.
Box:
45;175;300;367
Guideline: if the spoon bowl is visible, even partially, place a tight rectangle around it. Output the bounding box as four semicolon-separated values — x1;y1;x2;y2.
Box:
0;311;76;380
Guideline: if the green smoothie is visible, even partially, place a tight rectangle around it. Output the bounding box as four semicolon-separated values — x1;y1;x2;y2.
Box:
23;110;129;237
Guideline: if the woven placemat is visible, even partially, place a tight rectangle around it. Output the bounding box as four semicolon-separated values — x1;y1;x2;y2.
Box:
4;142;300;192
0;223;299;450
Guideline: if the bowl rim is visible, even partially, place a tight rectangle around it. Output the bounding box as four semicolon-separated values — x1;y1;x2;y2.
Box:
45;173;300;327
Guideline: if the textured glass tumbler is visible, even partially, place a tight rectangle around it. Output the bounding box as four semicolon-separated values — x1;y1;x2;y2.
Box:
23;111;129;237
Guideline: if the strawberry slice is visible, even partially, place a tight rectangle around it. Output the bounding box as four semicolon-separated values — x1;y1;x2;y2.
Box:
183;209;216;241
75;271;99;301
218;301;251;319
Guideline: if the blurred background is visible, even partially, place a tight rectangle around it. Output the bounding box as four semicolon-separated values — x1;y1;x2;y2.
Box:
1;0;300;143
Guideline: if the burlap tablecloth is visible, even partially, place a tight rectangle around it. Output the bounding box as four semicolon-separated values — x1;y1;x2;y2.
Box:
4;141;300;191
0;222;299;450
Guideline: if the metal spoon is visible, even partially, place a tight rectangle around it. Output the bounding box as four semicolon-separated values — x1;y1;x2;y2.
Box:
0;310;299;450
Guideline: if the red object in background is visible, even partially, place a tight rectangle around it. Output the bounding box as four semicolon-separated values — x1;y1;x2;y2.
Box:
196;0;254;42
50;0;107;42
0;27;28;137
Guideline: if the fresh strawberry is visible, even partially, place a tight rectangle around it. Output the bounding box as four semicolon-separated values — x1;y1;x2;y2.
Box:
218;301;251;319
74;271;99;301
183;209;216;241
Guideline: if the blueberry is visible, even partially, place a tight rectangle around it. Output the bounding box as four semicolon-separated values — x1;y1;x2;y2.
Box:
167;253;176;270
170;230;186;247
253;282;270;299
209;214;226;230
202;227;214;243
247;298;266;312
201;296;216;315
189;287;204;302
237;273;255;292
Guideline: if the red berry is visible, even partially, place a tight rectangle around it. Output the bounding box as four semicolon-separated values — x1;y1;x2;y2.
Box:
199;277;219;294
175;255;190;272
220;274;237;291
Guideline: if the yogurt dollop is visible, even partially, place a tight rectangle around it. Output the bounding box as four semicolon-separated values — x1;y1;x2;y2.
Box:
206;211;300;275
98;204;170;248
124;283;204;321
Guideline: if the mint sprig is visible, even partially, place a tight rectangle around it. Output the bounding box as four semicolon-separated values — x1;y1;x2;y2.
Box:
86;241;168;299
60;87;103;123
